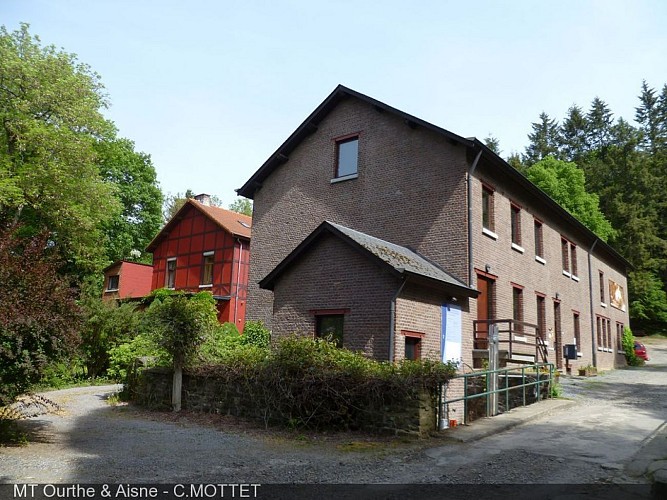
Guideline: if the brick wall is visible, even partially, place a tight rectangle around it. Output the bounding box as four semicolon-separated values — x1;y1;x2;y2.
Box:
470;170;630;371
271;234;399;359
248;97;469;329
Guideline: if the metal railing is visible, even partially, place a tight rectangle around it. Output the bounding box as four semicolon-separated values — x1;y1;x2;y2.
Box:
438;363;554;427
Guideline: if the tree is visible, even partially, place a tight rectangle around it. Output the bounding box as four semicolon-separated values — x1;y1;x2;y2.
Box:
144;289;218;411
635;80;664;154
560;105;589;162
229;197;253;216
524;156;615;241
162;189;195;222
95;138;163;263
586;97;614;151
0;24;121;276
483;136;501;155
78;285;143;378
0;226;81;404
524;112;562;165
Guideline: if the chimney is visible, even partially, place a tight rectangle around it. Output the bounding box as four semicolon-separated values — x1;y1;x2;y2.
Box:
194;193;211;206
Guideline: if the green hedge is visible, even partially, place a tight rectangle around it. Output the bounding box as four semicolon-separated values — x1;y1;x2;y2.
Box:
183;335;456;430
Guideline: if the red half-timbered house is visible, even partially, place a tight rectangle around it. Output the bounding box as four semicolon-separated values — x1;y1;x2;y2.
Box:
146;195;252;331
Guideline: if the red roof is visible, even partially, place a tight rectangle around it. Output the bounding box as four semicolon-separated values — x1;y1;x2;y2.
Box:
146;200;252;252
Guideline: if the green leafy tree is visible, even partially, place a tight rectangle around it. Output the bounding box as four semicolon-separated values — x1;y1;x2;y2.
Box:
524;156;615;241
163;189;195;222
144;289;218;411
229;197;253;216
0;226;81;404
0;24;121;276
95;138;163;264
78;287;144;378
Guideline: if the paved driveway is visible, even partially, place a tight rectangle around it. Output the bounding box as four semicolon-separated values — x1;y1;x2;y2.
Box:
1;337;666;489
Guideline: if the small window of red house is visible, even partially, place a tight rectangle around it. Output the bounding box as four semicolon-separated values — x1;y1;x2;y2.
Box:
201;252;214;286
106;275;119;291
166;259;176;289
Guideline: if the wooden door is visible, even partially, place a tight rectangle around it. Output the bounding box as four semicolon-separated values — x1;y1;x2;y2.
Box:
554;301;562;369
476;274;495;349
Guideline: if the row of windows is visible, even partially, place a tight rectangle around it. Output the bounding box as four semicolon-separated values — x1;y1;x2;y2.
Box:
165;252;215;289
510;280;623;353
509;284;582;347
482;184;596;285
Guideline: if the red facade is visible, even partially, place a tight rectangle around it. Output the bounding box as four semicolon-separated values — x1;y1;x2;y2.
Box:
102;261;153;301
146;199;252;331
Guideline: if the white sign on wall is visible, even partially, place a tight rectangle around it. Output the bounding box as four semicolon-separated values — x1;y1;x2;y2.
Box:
441;303;462;365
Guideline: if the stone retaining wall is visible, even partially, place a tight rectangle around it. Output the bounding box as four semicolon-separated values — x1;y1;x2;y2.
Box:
132;368;436;437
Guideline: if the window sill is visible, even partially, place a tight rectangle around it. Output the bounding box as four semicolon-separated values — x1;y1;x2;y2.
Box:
199;284;213;288
577;352;583;358
562;270;571;278
600;302;607;308
105;288;119;293
482;227;498;240
330;173;358;184
511;243;525;254
572;275;580;282
535;255;546;265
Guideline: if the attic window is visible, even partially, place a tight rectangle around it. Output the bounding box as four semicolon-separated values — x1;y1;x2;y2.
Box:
238;220;250;228
335;135;359;179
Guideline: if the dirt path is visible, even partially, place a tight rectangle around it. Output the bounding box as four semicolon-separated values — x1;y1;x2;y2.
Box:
1;338;666;487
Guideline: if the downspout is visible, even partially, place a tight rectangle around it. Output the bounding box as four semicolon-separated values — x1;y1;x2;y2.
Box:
587;238;599;367
234;238;243;325
467;149;483;285
389;276;408;362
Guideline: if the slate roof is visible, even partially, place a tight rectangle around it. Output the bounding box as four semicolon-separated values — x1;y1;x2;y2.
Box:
259;221;478;298
146;199;251;252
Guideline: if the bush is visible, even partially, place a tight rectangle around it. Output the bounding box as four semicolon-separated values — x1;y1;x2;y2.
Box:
241;320;271;348
183;335;456;430
622;326;642;366
107;333;169;382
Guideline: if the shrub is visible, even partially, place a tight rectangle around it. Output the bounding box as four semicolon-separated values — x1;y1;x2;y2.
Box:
182;335;457;430
241;320;271;348
107;333;169;382
622;326;642;366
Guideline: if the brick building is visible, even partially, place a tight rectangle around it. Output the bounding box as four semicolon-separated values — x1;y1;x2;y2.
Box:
237;85;630;371
146;194;252;331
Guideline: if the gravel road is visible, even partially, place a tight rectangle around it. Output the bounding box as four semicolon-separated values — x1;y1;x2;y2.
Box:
1;337;666;488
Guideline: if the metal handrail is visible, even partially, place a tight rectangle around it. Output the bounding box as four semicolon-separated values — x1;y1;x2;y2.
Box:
438;362;554;426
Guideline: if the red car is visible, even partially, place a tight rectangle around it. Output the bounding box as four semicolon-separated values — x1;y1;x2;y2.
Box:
634;341;649;361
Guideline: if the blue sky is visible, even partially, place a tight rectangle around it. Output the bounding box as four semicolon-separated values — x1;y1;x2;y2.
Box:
3;0;666;207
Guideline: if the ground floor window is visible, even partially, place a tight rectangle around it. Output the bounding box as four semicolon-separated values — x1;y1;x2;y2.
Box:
315;314;344;347
402;330;425;361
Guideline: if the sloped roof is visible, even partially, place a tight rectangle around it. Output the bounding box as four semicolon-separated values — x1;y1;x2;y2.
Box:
260;221;478;298
146;199;251;252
